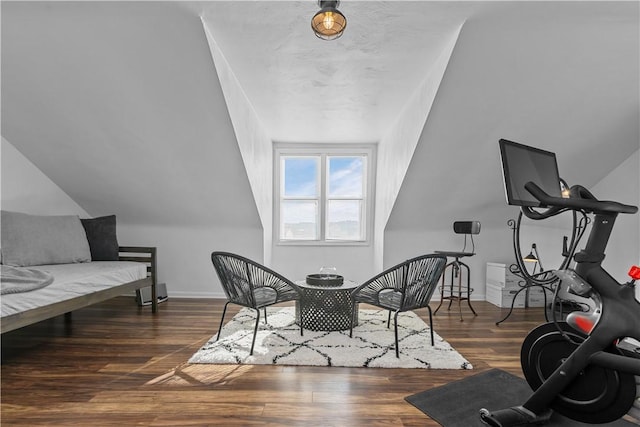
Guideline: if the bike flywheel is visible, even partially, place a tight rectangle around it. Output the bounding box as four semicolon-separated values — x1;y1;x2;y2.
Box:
520;321;636;423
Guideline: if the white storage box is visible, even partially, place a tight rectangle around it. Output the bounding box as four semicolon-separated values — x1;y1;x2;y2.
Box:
486;262;523;289
527;286;550;308
486;283;550;308
486;283;526;308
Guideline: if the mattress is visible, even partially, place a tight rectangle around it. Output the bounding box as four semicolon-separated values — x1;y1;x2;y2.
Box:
1;261;147;317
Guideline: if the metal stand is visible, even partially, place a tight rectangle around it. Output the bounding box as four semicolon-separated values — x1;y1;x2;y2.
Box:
434;252;478;322
495;210;586;325
495;266;554;325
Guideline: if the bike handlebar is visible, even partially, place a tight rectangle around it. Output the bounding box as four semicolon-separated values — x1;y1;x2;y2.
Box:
525;182;638;215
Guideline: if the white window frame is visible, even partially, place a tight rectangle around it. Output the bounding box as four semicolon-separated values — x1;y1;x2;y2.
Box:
274;143;376;246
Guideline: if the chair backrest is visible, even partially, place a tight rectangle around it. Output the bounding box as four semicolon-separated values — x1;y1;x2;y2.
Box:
211;252;255;306
452;221;481;255
355;254;447;310
401;254;448;310
453;221;481;235
211;251;299;308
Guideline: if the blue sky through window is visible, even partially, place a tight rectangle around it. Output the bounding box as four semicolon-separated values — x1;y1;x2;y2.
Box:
283;157;317;197
329;156;363;197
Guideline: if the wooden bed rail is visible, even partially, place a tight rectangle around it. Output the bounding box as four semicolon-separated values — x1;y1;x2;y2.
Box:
119;246;158;313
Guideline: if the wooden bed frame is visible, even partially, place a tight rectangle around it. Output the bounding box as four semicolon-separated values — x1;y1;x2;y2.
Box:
1;246;158;334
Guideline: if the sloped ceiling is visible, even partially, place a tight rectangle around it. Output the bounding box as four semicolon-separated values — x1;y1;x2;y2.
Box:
1;1;638;233
387;1;639;231
1;1;261;227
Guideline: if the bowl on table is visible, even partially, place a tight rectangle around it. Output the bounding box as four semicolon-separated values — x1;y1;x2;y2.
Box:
305;274;344;287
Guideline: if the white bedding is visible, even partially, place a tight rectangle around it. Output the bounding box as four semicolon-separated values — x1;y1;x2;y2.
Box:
1;261;147;317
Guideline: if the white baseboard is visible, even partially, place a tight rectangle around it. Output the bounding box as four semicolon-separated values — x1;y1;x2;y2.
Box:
160;292;488;301
163;290;227;299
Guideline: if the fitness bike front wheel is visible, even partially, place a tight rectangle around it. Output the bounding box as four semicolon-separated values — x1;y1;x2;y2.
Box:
520;321;636;424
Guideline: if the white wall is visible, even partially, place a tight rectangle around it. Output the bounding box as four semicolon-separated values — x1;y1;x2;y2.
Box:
374;26;462;271
0;137;263;298
271;244;376;286
117;223;262;298
384;150;640;302
1;137;88;216
590;150;640;294
3;139;637;300
203;19;274;265
384;225;514;301
275;150;639;300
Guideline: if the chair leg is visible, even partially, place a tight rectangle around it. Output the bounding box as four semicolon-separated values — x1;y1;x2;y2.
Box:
393;311;400;358
250;308;261;356
216;301;231;342
448;264;456;310
461;261;478;316
387;310;392;328
264;308;268;324
427;306;434;346
433;263;450;315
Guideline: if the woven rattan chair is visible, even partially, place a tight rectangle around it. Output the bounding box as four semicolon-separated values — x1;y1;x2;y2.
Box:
349;254;447;357
211;251;302;355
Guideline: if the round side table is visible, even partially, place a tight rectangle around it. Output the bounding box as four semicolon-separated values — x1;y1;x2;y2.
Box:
295;279;359;331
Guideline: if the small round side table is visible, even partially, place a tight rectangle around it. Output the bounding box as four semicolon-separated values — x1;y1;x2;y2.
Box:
294;279;359;331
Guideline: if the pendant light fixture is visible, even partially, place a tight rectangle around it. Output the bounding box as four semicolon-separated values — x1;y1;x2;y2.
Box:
311;0;347;41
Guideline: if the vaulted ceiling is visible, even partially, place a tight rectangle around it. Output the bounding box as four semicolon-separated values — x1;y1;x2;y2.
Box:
2;1;638;232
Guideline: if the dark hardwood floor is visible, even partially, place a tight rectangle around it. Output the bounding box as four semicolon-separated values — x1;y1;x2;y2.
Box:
1;298;547;426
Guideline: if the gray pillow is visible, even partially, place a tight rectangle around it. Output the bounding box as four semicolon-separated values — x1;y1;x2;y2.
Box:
0;211;91;267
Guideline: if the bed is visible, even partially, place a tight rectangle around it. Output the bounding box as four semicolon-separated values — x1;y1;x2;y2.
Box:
0;211;158;333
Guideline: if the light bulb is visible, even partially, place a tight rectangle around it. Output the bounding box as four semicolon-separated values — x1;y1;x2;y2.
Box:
323;12;335;30
560;179;571;198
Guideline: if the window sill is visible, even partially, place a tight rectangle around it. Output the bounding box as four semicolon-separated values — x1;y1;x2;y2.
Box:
276;240;370;247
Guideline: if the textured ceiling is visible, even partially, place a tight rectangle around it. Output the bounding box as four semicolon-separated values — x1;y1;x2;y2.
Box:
196;1;491;143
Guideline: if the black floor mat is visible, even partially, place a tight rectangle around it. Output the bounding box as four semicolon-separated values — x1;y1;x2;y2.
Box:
405;368;638;427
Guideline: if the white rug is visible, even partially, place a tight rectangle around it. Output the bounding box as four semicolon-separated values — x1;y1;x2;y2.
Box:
189;307;473;369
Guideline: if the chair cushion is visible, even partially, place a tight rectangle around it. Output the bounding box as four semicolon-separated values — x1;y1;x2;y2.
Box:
378;289;403;310
254;287;278;308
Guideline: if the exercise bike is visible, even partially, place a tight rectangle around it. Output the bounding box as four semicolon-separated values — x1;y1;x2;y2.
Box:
479;179;640;425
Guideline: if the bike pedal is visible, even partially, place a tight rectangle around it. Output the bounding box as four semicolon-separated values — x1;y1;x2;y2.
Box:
479;406;552;426
532;409;553;425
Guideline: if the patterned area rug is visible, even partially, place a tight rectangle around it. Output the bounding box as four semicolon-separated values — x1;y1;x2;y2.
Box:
189;307;473;369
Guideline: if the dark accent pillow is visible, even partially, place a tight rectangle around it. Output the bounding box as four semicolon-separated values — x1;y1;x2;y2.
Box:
80;215;119;261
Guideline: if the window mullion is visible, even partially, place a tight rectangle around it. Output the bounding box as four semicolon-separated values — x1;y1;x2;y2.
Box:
319;154;327;241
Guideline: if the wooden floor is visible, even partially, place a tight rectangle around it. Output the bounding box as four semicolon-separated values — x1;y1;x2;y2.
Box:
1;298;547;426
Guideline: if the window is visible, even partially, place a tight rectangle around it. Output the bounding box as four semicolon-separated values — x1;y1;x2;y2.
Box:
276;145;374;244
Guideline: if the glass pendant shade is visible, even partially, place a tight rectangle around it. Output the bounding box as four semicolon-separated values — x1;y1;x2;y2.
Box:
312;1;346;40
